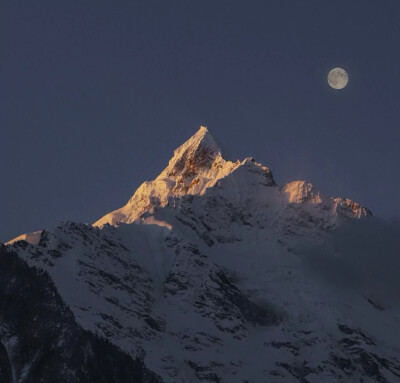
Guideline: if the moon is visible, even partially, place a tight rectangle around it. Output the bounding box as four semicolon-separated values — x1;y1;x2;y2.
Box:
327;67;349;89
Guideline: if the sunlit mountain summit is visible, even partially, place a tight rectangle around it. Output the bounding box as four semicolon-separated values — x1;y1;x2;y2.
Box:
94;126;369;230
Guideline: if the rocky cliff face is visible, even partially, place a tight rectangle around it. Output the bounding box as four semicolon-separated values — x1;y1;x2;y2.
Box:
4;127;398;383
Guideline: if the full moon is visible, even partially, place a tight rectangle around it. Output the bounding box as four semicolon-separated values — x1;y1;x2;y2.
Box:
327;67;349;89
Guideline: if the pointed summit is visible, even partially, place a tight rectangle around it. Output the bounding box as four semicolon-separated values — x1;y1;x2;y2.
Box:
94;127;237;226
161;126;223;180
184;126;221;154
179;126;220;154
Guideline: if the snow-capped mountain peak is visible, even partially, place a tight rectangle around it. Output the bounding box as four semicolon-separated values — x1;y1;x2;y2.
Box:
283;180;323;203
94;127;240;226
94;127;368;230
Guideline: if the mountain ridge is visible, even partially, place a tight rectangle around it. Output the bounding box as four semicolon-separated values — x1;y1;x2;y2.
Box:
91;126;369;232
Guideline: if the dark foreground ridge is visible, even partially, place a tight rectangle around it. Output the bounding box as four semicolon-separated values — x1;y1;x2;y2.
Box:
0;245;161;383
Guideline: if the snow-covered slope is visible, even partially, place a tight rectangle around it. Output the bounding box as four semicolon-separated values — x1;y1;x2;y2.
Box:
5;127;399;383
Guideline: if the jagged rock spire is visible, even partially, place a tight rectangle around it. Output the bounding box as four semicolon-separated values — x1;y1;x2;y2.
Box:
162;126;222;178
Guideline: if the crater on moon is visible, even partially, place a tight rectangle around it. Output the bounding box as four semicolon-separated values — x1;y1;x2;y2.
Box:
328;67;348;89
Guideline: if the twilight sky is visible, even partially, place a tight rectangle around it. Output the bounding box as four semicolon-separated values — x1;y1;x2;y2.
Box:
1;1;400;242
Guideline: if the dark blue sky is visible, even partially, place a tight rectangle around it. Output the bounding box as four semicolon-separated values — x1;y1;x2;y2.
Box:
1;1;400;242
